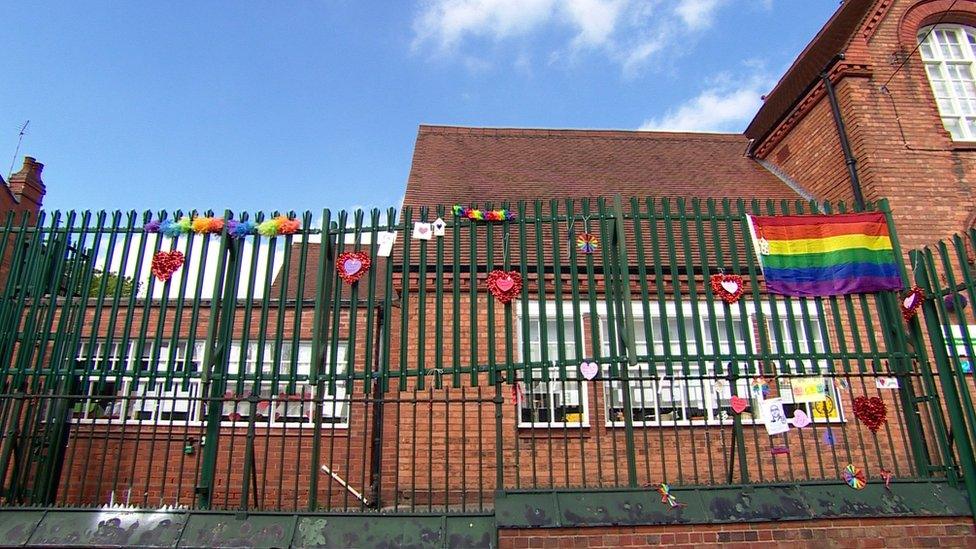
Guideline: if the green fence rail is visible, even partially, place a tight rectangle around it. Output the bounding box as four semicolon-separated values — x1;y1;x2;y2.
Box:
0;197;960;514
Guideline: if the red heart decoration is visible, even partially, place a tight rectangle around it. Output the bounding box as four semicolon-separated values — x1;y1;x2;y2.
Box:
852;396;887;433
486;270;522;303
901;286;924;321
336;251;371;284
151;251;185;282
711;273;745;304
730;395;749;414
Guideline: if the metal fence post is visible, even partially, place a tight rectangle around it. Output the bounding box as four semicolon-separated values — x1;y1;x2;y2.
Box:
911;249;976;513
611;195;639;487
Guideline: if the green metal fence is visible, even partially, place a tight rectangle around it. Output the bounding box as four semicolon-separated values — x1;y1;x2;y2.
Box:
0;197;961;514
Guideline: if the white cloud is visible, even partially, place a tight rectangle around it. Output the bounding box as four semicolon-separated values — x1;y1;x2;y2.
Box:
412;0;732;74
639;70;773;132
674;0;726;31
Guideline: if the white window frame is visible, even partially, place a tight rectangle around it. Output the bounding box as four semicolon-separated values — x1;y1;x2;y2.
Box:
918;24;976;141
71;340;350;428
516;302;590;428
221;341;350;429
600;302;754;427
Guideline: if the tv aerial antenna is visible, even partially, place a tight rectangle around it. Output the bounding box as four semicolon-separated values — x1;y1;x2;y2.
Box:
7;120;30;181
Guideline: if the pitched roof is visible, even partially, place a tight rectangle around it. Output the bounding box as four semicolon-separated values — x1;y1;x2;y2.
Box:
744;0;877;146
402;125;802;209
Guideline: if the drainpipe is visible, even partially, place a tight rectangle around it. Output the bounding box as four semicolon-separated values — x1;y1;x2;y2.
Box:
821;53;866;211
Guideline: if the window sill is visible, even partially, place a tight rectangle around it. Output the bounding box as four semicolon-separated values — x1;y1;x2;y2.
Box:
951;141;976;151
517;422;590;431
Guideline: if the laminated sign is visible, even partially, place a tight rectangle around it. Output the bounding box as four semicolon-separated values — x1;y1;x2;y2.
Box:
791;376;828;403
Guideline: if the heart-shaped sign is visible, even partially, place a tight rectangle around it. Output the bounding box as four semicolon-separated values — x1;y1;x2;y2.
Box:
711;273;745;304
792;409;811;429
730;395;749;414
901;286;924;321
580;361;600;380
853;396;887;433
486;270;522;303
151;250;185;282
335;251;371;284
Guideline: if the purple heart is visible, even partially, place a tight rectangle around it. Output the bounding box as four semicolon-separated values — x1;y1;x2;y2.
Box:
343;258;363;276
580;361;599;380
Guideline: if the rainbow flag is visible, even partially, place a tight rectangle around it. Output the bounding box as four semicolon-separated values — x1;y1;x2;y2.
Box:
747;212;903;297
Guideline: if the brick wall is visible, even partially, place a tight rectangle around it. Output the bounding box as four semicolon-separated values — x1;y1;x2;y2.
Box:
756;0;976;252
498;516;976;548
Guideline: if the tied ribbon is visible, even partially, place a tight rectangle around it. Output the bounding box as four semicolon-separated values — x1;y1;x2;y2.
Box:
657;483;685;509
880;468;894;491
452;205;516;222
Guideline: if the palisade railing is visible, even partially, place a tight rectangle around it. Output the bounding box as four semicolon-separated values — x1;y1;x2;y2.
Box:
0;197;958;514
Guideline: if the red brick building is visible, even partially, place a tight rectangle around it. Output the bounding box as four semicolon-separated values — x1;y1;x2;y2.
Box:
6;1;976;548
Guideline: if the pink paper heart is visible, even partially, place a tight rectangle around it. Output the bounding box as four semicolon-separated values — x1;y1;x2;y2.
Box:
495;276;514;292
730;396;748;414
343;258;362;276
579;361;599;380
903;294;918;309
793;409;811;428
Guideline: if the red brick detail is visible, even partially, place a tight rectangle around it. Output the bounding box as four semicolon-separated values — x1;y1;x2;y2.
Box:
863;0;897;42
899;0;976;48
498;516;976;548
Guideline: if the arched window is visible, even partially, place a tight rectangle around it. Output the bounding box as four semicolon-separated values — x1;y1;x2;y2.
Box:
919;25;976;140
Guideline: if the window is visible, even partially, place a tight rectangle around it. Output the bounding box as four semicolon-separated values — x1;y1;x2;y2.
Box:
919;25;976;140
222;341;349;427
70;340;350;428
518;308;588;427
602;310;752;426
760;313;844;424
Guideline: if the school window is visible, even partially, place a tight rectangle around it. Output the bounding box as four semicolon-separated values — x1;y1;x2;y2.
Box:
518;309;588;427
222;341;349;427
602;309;751;426
918;25;976;140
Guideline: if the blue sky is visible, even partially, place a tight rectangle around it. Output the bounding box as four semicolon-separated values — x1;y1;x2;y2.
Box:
0;0;838;214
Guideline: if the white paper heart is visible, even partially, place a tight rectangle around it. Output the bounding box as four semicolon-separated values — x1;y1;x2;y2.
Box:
793;409;811;429
343;258;362;276
580;361;599;380
721;280;740;294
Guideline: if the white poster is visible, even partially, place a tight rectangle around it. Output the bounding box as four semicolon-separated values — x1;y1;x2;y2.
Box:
412;222;432;240
760;398;790;436
376;231;397;257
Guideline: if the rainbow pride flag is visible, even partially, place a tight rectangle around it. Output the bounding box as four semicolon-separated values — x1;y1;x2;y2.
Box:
747;212;903;297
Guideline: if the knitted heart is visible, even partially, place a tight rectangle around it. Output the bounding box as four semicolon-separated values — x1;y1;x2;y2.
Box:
336;251;371;284
151;251;185;282
901;286;924;321
711;273;745;304
730;396;749;414
486;270;522;303
852;396;887;433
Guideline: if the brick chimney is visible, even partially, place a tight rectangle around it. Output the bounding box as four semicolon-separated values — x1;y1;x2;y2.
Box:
7;156;45;212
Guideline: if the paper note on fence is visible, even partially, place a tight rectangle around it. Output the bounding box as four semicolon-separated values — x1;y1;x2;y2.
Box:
761;398;790;436
791;376;828;403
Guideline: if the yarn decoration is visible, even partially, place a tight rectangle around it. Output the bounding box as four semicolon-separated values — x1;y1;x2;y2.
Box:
486;270;523;303
900;286;924;321
576;233;600;254
226;220;257;238
452;205;516;222
710;273;745;304
843;464;867;490
336;251;371;284
945;293;968;313
852;396;887;433
191;216;224;235
657;483;685;509
151;250;185;282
